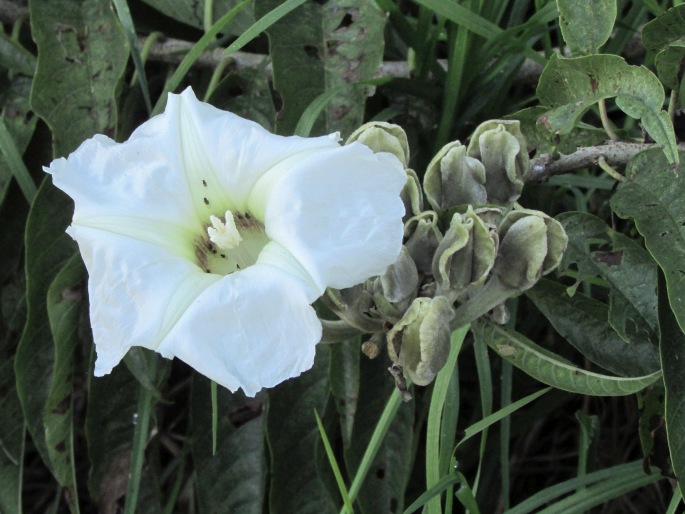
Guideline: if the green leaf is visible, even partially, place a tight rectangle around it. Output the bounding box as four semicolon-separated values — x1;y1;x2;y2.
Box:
43;253;86;508
642;4;685;53
191;376;266;514
29;0;129;156
476;321;662;396
654;43;685;91
556;0;616;55
85;366;138;508
537;54;678;164
611;149;685;334
267;346;337;514
329;337;360;450
658;270;685;495
557;212;659;344
344;353;413;514
14;177;76;476
0;356;24;514
140;0;254;36
0;76;38;207
255;0;387;136
0;31;36;76
527;279;660;377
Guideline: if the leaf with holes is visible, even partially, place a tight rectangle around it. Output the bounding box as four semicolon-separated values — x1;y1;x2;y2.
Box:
267;346;337;514
191;376;266;514
537;54;678;164
344;352;414;514
29;0;129;156
527;279;660;377
556;212;660;352
477;321;662;396
557;0;616;55
255;0;386;137
611;149;685;334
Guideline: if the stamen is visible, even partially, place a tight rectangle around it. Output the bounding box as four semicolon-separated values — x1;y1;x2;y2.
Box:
207;210;243;250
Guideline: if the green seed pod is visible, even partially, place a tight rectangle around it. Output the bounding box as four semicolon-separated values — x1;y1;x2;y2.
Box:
347;121;410;167
433;206;496;299
387;296;455;386
424;141;487;212
494;209;568;291
467;120;529;206
404;211;443;274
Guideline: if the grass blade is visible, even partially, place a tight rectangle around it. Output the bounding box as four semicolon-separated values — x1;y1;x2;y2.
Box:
0;118;36;203
314;410;354;514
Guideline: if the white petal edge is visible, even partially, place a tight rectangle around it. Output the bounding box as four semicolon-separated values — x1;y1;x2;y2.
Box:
68;225;220;376
249;143;406;291
158;263;322;396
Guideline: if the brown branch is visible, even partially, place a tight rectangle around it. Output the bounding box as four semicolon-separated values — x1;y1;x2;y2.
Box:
527;142;681;182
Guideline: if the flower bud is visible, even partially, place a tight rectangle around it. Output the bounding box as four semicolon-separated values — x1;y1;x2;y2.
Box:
467;120;528;206
493;209;568;291
347;121;410;167
424;141;487;211
387;296;455;386
404;211;442;275
433;206;496;299
380;246;420;303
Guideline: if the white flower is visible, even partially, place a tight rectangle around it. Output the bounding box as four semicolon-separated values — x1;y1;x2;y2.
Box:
45;88;405;396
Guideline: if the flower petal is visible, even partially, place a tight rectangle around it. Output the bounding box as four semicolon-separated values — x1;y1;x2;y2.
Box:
68;225;220;376
170;88;341;212
250;143;406;292
158;264;322;396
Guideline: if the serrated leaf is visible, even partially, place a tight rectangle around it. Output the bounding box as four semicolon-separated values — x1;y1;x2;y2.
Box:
43;252;86;508
557;0;616;55
527;279;660;377
537;54;678;164
611;149;685;334
556;211;660;350
141;0;254;35
477;321;662;396
191;376;266;514
29;0;129;156
255;0;386;137
14;177;76;476
267;346;337;514
658;270;685;491
344;353;414;514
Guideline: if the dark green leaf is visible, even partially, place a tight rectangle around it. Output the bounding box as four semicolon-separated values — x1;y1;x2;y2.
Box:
329;337;360;450
267;346;337;514
556;0;616;55
29;0;129;156
255;0;386;137
14;177;76;475
642;4;685;52
140;0;254;35
477;321;662;396
556;212;660;352
43;252;86;506
344;353;414;514
0;31;37;76
537;54;678;164
191;376;266;514
611;149;685;334
658;270;685;490
527;279;660;377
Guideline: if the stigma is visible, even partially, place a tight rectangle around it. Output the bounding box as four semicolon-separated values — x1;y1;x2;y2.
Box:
207;210;243;250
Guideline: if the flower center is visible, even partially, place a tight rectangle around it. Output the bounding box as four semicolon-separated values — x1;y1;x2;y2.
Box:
194;209;269;275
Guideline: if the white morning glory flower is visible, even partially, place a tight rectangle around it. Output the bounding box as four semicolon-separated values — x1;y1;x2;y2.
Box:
45;88;405;396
